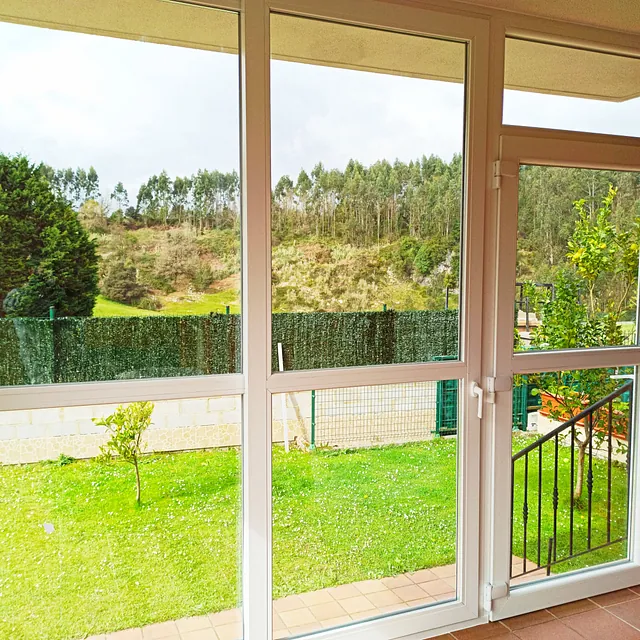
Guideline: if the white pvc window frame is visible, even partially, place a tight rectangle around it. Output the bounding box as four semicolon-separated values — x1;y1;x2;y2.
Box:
243;1;490;638
489;128;640;622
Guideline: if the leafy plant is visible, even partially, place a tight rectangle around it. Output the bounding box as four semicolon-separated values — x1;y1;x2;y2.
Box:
94;402;154;505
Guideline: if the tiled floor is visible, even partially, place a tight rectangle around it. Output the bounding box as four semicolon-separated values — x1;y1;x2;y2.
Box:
88;556;548;640
434;586;640;640
89;564;456;640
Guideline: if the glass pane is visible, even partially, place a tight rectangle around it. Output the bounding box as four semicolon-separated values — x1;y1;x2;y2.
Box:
503;38;640;138
270;14;466;372
510;368;633;586
272;381;458;636
0;5;241;385
515;165;640;353
0;395;242;639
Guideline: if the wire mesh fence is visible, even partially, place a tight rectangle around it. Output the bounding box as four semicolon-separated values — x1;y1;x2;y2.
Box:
313;382;439;448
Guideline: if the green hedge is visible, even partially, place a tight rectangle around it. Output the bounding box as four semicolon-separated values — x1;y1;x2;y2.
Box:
0;310;458;385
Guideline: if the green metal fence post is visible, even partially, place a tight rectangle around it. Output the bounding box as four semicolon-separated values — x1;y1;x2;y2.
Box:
310;389;316;449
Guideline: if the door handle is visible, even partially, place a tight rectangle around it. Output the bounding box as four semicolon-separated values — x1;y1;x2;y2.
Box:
470;381;483;419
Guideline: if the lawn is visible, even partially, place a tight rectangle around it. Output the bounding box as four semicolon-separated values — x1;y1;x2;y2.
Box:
93;295;159;317
0;437;628;639
511;434;629;576
92;291;239;318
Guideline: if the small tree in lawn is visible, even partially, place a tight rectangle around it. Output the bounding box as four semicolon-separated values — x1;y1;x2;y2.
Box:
95;402;153;505
529;185;633;502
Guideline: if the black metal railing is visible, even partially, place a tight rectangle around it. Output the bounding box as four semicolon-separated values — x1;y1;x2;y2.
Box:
511;380;633;580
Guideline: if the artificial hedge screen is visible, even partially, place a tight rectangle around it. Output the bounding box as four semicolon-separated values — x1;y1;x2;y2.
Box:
0;310;458;385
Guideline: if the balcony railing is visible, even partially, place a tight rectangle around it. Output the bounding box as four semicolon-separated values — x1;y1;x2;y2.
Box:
511;380;633;581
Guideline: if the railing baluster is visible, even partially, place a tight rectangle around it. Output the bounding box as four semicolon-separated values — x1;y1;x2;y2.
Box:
537;443;543;567
570;422;575;556
523;453;529;575
608;400;613;544
553;434;559;561
587;412;594;550
510;381;632;581
510;457;515;579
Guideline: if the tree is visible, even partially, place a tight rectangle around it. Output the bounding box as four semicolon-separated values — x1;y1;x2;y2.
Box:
100;259;148;305
530;187;631;502
0;154;99;317
95;402;154;505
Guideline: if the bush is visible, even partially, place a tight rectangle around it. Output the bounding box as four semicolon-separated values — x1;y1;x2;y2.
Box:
193;265;215;292
101;259;148;305
136;296;161;311
413;239;448;277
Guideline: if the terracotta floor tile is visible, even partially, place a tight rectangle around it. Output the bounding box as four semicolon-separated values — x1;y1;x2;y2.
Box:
273;631;290;640
287;622;321;636
213;622;242;640
340;595;377;615
382;574;414;589
548;598;598;618
451;621;510;639
421;580;455;596
273;612;287;631
609;599;640;629
175;617;211;633
502;610;555;631
298;589;335;606
592;589;639;607
512;620;582;640
563;608;640;639
274;595;306;613
630;585;640;596
208;609;240;626
328;583;362;600
431;564;456;579
367;589;403;608
280;607;316;628
434;591;456;602
378;603;409;614
406;596;437;608
309;601;348;621
181;629;219;640
409;569;440;584
355;579;389;595
320;615;352;628
109;629;144;640
393;584;429;602
142;621;181;639
428;635;456;639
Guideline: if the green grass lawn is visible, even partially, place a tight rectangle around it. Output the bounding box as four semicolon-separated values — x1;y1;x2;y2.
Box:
92;291;239;318
93;295;159;317
0;437;628;639
512;434;629;576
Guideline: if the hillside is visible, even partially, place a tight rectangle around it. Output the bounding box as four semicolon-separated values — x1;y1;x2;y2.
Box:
92;227;458;316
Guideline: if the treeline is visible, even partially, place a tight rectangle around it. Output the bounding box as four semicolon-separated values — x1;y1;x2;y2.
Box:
273;155;463;247
40;164;241;232
517;166;640;286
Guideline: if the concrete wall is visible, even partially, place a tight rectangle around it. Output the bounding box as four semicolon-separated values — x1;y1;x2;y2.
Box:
0;382;439;465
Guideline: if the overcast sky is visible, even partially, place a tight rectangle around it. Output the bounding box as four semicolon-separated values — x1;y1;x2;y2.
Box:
0;19;638;203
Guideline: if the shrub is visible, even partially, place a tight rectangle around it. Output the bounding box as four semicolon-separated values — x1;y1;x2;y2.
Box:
193;265;215;292
101;259;148;305
413;239;448;277
136;296;161;311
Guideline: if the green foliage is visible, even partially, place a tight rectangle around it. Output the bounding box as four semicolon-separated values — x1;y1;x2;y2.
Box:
0;154;99;318
413;239;448;277
193;265;215;292
100;259;149;305
95;401;154;505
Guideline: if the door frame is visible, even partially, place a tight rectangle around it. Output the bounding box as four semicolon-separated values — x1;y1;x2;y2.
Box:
488;128;640;621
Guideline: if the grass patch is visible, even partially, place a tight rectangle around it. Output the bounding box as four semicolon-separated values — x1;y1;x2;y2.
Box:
93;295;159;317
0;437;628;639
511;433;629;575
160;290;239;315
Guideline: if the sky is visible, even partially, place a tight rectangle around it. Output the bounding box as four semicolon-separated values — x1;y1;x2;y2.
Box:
0;19;638;204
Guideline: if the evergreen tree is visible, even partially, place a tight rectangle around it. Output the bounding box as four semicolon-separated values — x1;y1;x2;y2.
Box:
0;154;99;317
